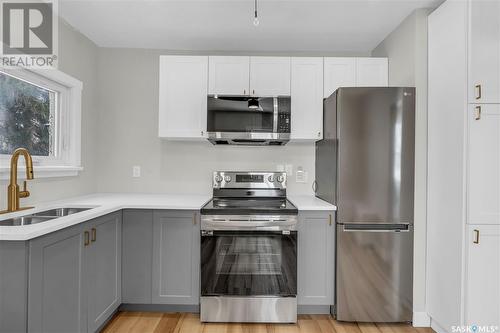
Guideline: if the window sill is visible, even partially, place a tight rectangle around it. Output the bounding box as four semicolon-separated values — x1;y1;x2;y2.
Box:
0;166;83;180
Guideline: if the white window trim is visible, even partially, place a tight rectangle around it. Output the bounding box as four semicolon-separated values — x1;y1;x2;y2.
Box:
0;68;83;179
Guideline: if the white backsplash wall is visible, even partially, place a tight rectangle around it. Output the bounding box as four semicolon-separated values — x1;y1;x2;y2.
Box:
96;48;316;196
0;19;99;208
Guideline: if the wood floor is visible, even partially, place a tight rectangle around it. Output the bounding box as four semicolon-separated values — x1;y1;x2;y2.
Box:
102;312;435;333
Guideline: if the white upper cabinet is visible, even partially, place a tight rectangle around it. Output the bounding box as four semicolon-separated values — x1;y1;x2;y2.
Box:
468;104;500;225
158;56;208;139
250;57;291;96
291;57;324;140
469;0;500;103
466;224;500;327
355;57;389;87
323;57;356;98
208;56;250;95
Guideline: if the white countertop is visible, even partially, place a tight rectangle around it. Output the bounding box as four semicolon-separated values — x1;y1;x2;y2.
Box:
0;193;211;241
0;193;336;241
288;195;337;211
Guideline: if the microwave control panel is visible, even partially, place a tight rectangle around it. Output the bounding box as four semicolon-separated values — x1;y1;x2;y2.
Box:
277;98;291;133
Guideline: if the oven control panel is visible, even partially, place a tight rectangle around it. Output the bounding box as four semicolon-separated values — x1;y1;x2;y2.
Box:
213;171;287;189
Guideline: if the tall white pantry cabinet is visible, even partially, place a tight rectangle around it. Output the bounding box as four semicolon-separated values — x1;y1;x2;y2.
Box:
427;1;500;333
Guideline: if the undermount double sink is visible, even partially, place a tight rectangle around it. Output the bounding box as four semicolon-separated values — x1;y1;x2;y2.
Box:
0;207;93;226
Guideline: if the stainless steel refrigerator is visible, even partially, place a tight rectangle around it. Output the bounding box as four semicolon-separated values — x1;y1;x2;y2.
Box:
315;87;415;322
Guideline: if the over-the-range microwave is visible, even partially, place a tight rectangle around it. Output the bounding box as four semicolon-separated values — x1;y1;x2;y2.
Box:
206;95;291;146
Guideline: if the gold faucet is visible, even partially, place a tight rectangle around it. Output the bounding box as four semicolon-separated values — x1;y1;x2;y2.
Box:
1;148;34;214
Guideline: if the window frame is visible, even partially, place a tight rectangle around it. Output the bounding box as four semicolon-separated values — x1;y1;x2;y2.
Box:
0;68;83;179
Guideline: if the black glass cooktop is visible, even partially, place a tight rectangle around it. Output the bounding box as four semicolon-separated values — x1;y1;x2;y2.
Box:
201;198;298;215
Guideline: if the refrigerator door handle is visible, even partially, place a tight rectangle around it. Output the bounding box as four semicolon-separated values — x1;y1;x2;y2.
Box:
342;224;410;233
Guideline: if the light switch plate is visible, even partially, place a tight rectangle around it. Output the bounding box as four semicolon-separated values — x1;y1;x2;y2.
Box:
132;166;141;178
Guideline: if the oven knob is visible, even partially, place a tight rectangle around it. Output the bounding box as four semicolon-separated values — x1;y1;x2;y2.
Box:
268;175;274;182
215;175;223;183
277;175;285;183
224;175;232;182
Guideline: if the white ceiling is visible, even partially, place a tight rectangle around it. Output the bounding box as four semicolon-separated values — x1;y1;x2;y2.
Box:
59;0;441;53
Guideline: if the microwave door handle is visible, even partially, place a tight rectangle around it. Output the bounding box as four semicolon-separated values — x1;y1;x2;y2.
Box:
273;97;278;133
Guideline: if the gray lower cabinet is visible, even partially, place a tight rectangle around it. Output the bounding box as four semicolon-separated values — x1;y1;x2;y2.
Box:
122;209;153;304
297;211;335;306
85;212;122;332
28;223;87;333
27;211;122;333
152;210;200;305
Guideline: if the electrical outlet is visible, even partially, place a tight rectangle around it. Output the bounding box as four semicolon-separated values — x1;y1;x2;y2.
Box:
296;167;307;183
132;166;141;178
285;164;293;176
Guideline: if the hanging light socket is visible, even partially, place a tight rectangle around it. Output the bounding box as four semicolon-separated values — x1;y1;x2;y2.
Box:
253;0;259;26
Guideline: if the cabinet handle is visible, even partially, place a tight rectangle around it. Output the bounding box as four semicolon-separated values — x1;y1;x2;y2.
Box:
252;89;255;95
201;131;204;137
474;106;481;120
244;89;246;95
193;213;197;225
473;229;480;244
84;231;90;246
328;214;332;226
475;84;482;100
317;131;321;138
91;228;96;242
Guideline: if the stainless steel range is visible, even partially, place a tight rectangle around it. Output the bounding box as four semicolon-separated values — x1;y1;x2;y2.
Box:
200;171;298;323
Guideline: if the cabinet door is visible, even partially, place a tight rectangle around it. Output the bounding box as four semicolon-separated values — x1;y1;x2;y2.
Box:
158;56;208;138
28;224;87;333
250;57;291;96
323;57;355;98
152;210;200;305
122;209;153;304
291;57;324;140
355;57;388;87
469;0;500;103
86;213;122;332
297;211;335;305
466;225;500;326
468;105;500;225
208;56;250;95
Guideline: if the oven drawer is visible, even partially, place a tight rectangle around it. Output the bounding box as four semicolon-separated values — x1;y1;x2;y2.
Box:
200;230;297;297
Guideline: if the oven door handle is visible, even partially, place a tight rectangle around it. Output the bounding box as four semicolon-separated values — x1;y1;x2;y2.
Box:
201;230;295;236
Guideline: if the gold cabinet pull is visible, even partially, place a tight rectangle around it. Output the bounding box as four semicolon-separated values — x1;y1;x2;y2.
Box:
475;84;482;100
91;228;96;242
474;106;481;120
328;214;332;226
193;213;197;225
84;231;90;246
473;229;480;244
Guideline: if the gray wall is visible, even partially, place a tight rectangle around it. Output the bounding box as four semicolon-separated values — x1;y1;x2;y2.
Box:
0;20;99;208
95;48;319;196
371;8;430;321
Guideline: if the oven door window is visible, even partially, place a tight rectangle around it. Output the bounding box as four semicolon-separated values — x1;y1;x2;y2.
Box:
201;231;297;296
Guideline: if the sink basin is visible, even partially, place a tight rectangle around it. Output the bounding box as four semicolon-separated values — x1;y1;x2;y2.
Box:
33;207;92;217
0;207;94;226
0;216;56;226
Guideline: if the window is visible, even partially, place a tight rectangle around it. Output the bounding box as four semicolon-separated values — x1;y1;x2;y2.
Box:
0;68;82;178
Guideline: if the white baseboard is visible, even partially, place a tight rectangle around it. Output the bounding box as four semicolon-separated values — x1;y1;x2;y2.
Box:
413;312;431;327
430;318;448;333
